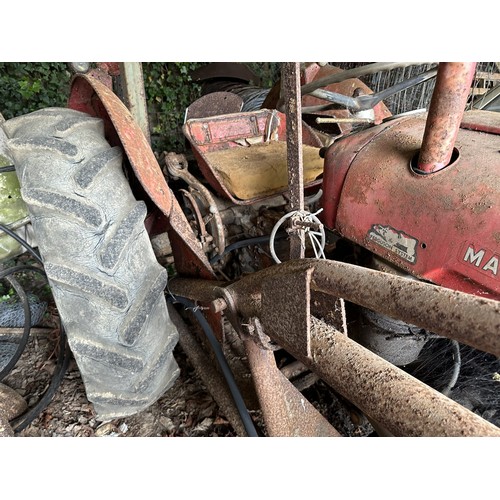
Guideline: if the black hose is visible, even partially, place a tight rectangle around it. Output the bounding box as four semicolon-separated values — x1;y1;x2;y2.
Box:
0;222;42;265
0;274;31;381
0;223;71;431
0;265;54;384
11;321;71;433
0;264;71;431
167;294;259;437
210;232;287;265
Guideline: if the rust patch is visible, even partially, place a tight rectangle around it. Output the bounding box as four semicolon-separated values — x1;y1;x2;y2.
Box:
441;194;454;211
417;63;476;172
345;176;369;205
68;73;216;285
470;198;494;215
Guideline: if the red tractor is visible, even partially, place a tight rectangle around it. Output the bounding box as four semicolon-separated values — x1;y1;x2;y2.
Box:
1;62;499;436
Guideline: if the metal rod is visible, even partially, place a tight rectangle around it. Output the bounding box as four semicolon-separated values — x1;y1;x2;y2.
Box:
308;259;500;358
282;62;305;259
300;62;434;97
168;304;249;437
417;62;477;173
355;68;438;111
280;359;310;379
244;339;341;437
169;258;500;357
304;317;500;436
308;69;437;112
309;88;356;109
315;117;373;124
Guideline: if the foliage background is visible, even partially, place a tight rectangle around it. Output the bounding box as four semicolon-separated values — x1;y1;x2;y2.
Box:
0;62;280;154
0;63;71;118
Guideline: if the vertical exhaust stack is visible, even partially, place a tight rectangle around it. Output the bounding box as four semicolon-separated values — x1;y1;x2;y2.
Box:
417;62;477;173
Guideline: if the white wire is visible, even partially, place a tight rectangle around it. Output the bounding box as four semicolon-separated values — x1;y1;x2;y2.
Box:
269;209;326;264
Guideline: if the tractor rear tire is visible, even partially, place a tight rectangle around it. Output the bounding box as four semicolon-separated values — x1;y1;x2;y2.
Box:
2;107;180;421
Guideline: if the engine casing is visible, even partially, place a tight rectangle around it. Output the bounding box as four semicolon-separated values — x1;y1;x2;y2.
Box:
321;110;500;300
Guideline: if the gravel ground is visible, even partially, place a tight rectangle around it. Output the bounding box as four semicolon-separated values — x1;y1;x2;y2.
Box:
0;299;372;438
2;322;241;438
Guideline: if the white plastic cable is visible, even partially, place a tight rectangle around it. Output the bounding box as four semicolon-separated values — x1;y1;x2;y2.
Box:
269;209;326;264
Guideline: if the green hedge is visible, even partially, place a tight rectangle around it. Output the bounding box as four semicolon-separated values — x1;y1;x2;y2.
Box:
143;62;204;153
0;63;71;118
0;62;279;154
0;62;203;153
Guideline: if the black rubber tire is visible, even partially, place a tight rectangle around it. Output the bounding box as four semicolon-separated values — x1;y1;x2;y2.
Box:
2;107;179;420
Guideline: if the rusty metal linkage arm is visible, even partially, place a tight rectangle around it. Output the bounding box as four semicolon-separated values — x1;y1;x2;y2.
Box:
171;259;499;358
306;317;499;436
169;258;500;437
244;339;341;437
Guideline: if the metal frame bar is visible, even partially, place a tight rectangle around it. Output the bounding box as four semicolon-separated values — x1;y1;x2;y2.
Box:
169;258;500;436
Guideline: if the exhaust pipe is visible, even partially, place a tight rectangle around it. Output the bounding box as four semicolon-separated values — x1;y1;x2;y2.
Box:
417;62;476;173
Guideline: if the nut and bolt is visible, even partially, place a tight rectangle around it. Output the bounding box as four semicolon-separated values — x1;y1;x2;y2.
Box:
210;297;227;313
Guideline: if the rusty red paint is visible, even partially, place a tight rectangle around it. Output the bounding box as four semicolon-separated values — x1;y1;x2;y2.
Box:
417;62;477;173
461;109;500;135
323;111;500;299
187;111;266;147
320;118;399;227
68;74;216;282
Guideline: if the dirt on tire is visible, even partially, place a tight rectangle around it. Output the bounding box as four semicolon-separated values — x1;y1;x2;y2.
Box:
3;108;179;421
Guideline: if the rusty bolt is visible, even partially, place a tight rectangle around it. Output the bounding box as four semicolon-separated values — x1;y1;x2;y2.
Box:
210;297;227;313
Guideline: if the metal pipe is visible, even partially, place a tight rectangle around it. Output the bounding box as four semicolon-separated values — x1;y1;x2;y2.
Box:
316;117;373;124
309;259;500;358
417;62;477;173
244;339;341;437
169;258;500;357
305;317;500;436
169;260;500;436
281;62;305;259
168;304;249;437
